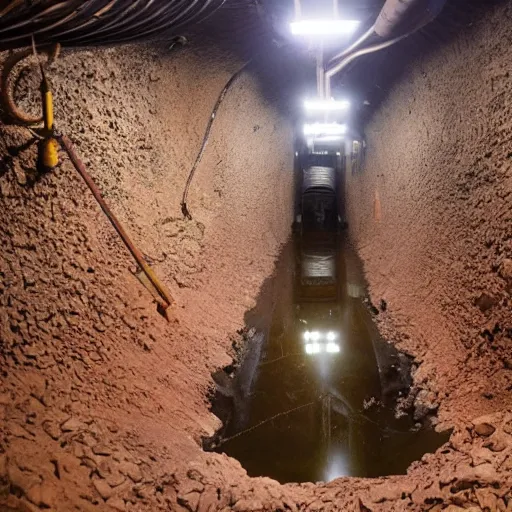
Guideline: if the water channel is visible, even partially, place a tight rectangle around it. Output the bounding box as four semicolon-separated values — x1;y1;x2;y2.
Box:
207;231;449;484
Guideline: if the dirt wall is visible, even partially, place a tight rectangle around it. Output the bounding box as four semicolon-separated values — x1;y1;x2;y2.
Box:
0;45;294;510
346;2;512;438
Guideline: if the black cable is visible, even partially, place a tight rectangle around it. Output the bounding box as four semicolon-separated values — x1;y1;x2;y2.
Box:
180;60;251;220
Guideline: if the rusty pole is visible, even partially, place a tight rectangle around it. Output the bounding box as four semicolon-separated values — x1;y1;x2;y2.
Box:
59;134;175;315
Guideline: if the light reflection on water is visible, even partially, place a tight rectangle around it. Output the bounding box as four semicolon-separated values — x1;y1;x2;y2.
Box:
209;232;450;484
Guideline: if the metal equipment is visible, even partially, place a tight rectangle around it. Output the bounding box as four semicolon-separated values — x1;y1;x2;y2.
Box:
1;45;175;320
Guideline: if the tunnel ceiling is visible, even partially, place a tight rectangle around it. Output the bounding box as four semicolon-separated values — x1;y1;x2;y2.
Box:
256;0;508;126
0;0;226;49
0;0;506;128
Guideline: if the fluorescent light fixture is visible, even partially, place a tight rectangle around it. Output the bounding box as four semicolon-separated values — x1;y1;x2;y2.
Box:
303;123;347;136
310;331;321;341
305;342;321;355
314;135;343;143
327;331;336;341
291;20;360;37
304;99;350;112
326;342;340;353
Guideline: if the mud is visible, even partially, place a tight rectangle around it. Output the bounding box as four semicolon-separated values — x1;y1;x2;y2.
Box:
0;1;511;510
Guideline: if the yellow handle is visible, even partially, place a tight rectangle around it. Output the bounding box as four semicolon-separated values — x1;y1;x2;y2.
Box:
43;90;53;132
42;138;59;169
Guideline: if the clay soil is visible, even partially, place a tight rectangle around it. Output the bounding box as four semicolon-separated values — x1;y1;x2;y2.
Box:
1;2;512;512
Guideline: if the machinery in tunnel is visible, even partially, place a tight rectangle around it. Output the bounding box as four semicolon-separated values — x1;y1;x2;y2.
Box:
207;139;450;482
299;165;339;232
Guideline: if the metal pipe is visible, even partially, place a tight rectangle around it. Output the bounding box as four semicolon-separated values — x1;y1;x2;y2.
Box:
59;134;175;312
374;0;423;37
316;43;325;98
328;24;376;64
294;0;302;19
324;32;411;98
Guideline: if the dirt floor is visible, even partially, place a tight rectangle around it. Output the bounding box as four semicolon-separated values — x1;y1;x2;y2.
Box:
1;2;512;512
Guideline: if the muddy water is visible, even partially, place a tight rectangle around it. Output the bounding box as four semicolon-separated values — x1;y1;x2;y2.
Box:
208;232;449;484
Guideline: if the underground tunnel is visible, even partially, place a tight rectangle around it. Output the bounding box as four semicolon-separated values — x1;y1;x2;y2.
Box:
0;0;511;511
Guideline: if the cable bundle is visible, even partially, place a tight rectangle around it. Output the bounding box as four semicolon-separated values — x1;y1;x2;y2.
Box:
0;0;225;50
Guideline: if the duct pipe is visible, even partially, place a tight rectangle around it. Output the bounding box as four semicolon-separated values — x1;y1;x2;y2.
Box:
375;0;448;37
0;0;226;50
324;0;448;97
374;0;423;37
324;32;411;98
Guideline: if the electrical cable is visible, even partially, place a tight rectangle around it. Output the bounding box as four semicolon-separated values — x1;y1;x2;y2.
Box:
0;0;226;50
324;31;413;98
328;24;376;64
180;60;251;220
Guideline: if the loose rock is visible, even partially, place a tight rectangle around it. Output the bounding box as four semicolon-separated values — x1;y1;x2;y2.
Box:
118;461;143;483
472;416;496;437
106;497;126;511
61;417;85;432
93;478;114;500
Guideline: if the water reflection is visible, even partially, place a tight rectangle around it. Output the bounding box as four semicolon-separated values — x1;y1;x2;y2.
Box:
208;230;449;483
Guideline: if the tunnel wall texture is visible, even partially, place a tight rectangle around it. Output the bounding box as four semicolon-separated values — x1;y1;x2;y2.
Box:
0;45;295;510
345;2;512;426
1;7;512;512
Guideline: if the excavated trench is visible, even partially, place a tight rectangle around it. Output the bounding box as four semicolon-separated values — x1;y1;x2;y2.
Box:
206;234;450;483
0;0;511;511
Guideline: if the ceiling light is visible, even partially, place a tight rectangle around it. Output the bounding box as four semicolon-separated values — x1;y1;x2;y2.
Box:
313;135;343;143
310;331;321;341
326;342;340;353
305;342;322;355
304;99;350;112
291;20;360;37
303;123;347;136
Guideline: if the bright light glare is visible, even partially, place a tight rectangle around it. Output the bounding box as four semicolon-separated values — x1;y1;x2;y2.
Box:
314;135;342;143
305;342;321;355
304;123;347;136
310;331;321;341
304;331;311;341
304;99;350;112
326;342;340;353
291;20;360;36
327;331;336;341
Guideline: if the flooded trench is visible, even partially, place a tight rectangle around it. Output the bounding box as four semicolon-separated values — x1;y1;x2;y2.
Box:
206;231;450;484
